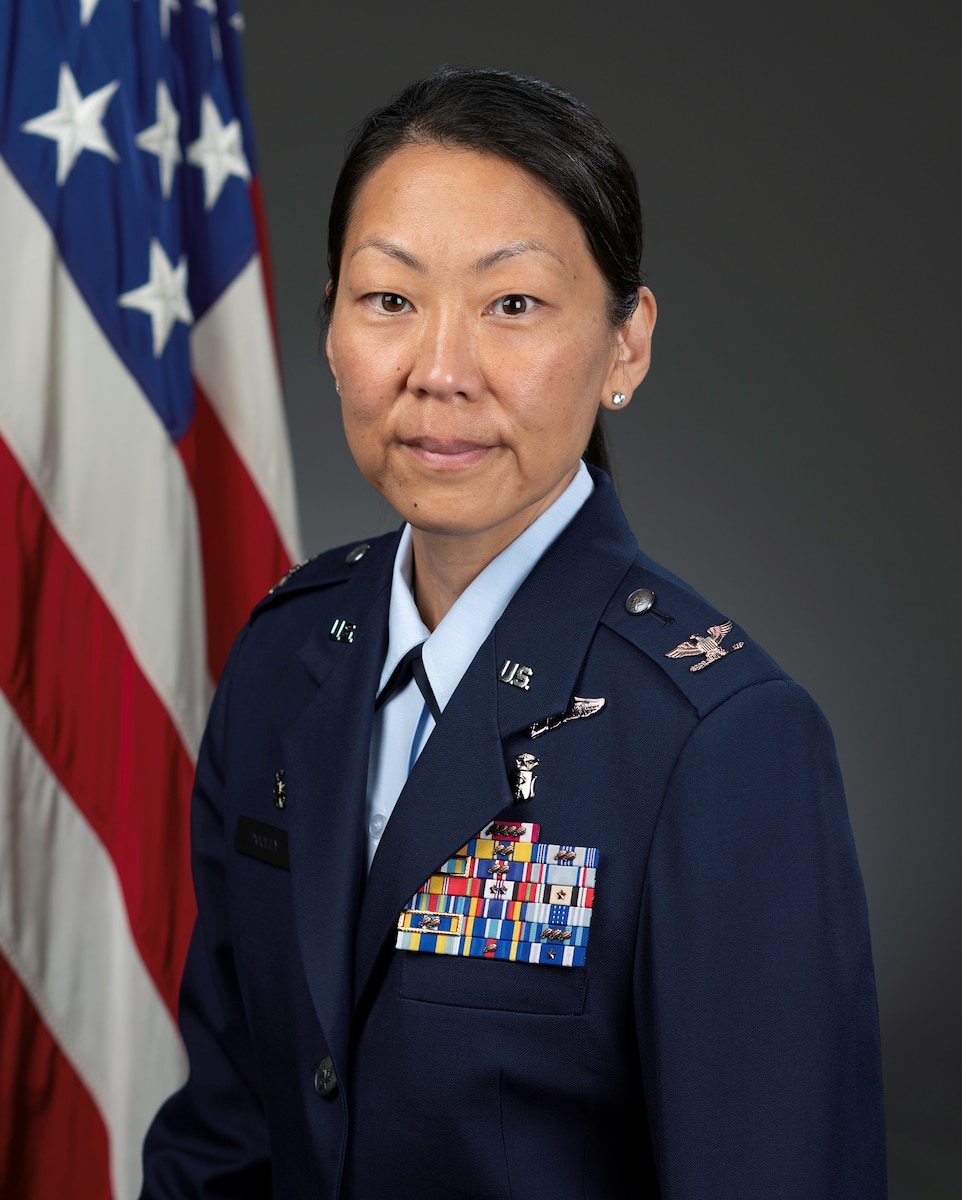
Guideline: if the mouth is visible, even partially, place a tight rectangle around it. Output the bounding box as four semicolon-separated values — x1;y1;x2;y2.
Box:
402;436;494;470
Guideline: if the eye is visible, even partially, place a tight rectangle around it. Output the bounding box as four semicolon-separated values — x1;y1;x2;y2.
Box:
492;294;537;316
368;292;410;313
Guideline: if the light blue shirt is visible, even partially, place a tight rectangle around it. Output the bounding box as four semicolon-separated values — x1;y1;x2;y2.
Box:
365;461;594;867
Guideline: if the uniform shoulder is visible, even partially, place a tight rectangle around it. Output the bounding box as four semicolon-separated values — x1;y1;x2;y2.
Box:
602;548;787;719
249;531;399;623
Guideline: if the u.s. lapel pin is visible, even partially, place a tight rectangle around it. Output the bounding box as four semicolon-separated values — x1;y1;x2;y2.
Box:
499;659;533;691
511;753;539;803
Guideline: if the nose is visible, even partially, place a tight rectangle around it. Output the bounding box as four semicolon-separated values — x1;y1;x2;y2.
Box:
406;308;483;401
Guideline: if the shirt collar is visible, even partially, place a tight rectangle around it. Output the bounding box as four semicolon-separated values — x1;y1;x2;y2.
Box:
378;461;594;710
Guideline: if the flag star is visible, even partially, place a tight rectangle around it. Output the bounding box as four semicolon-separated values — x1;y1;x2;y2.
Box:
135;81;182;198
229;12;244;32
160;0;181;37
80;0;102;23
186;93;250;210
21;63;120;186
195;0;223;59
118;238;193;357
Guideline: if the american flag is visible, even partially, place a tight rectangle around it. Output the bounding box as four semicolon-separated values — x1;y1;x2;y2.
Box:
0;2;301;1196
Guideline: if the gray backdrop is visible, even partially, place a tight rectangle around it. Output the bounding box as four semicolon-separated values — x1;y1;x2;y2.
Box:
242;2;961;1193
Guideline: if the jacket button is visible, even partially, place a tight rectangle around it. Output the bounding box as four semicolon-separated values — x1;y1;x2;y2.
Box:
625;587;656;614
345;543;369;564
314;1056;338;1098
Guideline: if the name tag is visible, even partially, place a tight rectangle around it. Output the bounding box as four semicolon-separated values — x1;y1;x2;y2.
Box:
235;816;290;870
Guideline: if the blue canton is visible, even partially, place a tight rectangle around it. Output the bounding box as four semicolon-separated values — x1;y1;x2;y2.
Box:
0;0;257;441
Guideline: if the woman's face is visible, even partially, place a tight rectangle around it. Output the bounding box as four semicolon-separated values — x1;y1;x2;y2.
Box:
327;143;653;548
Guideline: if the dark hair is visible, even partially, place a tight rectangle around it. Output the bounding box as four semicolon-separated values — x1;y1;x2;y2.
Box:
324;67;647;476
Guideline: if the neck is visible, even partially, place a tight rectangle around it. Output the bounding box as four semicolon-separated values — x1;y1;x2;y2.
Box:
408;465;584;629
410;529;503;631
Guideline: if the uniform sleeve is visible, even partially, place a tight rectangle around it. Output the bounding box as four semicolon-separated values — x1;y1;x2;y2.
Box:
636;678;886;1199
140;631;272;1199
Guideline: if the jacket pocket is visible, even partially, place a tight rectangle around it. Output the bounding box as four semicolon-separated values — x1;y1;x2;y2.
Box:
399;949;587;1015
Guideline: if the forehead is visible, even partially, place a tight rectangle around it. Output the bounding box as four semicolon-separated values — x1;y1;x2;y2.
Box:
343;143;592;264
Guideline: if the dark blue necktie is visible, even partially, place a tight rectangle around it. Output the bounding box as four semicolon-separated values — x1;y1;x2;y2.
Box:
375;641;442;723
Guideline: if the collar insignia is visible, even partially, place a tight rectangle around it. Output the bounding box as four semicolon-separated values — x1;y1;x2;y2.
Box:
665;621;745;672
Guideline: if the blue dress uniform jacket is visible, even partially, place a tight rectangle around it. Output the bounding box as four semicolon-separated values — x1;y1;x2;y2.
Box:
141;470;886;1199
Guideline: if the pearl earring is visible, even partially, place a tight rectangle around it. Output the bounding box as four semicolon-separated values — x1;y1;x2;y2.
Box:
611;392;626;407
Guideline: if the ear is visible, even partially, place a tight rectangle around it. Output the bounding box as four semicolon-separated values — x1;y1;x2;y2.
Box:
325;326;335;379
324;282;337;379
601;286;657;410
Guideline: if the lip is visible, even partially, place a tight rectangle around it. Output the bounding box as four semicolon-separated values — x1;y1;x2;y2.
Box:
402;437;494;470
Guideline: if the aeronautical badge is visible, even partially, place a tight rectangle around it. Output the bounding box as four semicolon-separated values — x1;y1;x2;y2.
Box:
665;621;745;672
528;695;606;740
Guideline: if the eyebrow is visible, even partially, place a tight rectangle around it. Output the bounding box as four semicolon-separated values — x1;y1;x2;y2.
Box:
349;237;564;274
350;239;425;271
473;239;564;273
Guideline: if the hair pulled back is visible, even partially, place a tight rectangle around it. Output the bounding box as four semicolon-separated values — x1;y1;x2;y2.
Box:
324;67;646;475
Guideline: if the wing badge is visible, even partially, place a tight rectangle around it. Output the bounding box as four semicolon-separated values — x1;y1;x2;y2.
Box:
665;621;745;672
528;695;606;740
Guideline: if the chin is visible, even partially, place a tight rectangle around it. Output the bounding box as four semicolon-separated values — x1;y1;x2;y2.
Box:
380;476;495;534
402;508;491;538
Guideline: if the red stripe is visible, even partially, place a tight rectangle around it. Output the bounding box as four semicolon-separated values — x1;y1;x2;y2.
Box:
0;434;195;1016
178;383;291;681
248;178;280;347
0;954;113;1200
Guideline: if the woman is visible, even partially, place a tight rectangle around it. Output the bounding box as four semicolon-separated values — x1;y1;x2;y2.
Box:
142;68;885;1198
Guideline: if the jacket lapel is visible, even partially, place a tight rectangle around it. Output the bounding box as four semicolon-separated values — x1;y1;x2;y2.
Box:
354;473;639;1003
354;634;509;1002
282;546;393;1074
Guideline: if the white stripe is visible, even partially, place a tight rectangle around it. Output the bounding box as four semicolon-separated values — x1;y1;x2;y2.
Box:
191;256;302;561
0;695;188;1200
0;154;210;758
